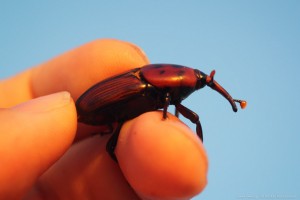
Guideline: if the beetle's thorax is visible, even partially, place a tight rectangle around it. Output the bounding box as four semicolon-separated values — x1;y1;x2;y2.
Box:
140;64;202;104
140;64;198;88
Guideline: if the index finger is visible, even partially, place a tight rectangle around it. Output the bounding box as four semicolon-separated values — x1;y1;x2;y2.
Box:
0;39;149;107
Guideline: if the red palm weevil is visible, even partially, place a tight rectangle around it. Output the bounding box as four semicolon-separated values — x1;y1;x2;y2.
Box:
76;64;246;161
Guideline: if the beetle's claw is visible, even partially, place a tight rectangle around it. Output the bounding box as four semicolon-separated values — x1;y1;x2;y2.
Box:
162;92;171;119
106;136;118;162
163;111;168;119
106;123;123;162
175;107;180;118
196;121;203;142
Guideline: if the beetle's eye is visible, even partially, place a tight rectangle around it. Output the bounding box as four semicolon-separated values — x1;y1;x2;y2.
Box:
195;70;207;89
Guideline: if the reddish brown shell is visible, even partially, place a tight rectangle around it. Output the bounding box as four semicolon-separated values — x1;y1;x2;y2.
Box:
76;68;143;114
140;64;197;88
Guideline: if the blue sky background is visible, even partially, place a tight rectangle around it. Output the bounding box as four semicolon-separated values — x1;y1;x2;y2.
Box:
1;1;299;199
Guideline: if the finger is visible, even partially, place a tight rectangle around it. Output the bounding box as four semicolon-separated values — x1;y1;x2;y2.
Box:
9;40;149;198
0;92;77;199
0;39;149;107
27;112;208;200
27;136;139;200
115;111;208;200
0;39;150;140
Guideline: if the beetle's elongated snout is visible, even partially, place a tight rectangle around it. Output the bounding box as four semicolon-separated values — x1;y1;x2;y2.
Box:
208;79;238;112
205;70;246;112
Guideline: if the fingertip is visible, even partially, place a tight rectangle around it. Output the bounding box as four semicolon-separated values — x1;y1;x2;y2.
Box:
115;111;208;200
73;39;150;97
91;39;150;71
0;92;77;198
14;92;78;161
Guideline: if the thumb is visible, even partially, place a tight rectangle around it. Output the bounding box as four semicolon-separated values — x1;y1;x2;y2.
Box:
0;92;77;199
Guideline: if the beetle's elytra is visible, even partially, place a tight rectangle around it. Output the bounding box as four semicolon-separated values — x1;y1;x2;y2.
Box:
76;64;246;161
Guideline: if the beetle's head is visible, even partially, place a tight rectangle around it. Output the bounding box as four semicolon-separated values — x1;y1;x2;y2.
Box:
195;69;246;112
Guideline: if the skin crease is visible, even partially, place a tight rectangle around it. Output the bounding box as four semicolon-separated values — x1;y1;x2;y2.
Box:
0;39;208;200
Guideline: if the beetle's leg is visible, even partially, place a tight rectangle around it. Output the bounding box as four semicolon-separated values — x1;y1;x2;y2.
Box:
106;123;123;162
175;104;203;142
163;92;171;119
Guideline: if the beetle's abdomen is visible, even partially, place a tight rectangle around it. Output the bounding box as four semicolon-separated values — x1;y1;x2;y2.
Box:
76;68;162;125
141;64;197;88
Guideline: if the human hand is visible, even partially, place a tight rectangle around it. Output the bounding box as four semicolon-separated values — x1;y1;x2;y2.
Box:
0;39;208;200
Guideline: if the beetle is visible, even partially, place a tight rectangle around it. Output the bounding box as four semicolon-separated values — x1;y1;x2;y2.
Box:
76;64;246;161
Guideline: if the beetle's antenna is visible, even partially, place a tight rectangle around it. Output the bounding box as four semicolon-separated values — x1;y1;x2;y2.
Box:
234;99;247;109
206;70;216;85
209;70;215;83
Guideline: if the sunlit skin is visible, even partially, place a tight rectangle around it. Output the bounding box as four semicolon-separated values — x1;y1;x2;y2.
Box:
0;39;208;199
116;112;208;200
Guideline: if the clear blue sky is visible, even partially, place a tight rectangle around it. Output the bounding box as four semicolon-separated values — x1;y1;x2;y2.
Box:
1;1;299;199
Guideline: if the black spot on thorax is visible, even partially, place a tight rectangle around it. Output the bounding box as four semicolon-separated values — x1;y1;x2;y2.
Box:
159;70;165;74
177;70;185;76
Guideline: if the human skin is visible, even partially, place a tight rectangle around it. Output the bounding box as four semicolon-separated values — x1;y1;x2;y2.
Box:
0;39;208;200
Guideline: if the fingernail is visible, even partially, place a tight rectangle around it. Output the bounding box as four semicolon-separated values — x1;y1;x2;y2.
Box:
13;91;72;113
127;42;150;64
